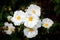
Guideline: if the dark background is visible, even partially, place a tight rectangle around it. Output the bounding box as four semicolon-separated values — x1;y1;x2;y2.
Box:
0;0;60;40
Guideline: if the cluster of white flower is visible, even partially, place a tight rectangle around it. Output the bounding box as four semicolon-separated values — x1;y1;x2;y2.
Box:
4;4;54;38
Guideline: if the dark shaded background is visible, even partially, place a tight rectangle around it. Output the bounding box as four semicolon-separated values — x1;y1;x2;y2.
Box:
0;0;60;40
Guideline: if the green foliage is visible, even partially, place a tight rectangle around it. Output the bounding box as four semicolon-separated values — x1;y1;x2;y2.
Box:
54;5;60;14
54;0;60;3
3;12;10;18
49;22;59;32
53;0;60;14
0;0;60;40
10;33;19;40
0;22;4;27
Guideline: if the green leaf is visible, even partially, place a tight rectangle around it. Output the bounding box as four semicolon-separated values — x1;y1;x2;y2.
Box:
20;24;24;30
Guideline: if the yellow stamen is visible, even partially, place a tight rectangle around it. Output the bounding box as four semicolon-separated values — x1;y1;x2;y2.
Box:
32;9;36;14
29;28;34;32
45;23;49;27
28;16;33;21
10;28;14;32
17;16;21;20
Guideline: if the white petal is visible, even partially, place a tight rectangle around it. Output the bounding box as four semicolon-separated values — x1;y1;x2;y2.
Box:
42;18;54;24
24;21;37;28
4;22;9;26
14;22;20;26
7;16;12;21
14;10;24;16
4;30;12;35
34;20;41;29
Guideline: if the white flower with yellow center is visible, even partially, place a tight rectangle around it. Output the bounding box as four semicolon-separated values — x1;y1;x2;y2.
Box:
11;10;25;26
4;22;15;35
26;4;41;17
23;28;38;38
24;14;39;28
42;18;54;29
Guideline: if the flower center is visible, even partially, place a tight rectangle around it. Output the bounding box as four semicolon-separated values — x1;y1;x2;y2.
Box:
32;9;36;14
28;16;33;21
17;16;21;20
3;26;8;30
45;23;49;27
29;28;34;32
10;28;15;32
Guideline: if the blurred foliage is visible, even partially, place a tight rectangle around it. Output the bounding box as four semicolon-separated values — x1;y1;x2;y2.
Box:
54;0;60;4
0;0;60;40
0;13;2;20
53;0;60;14
0;22;4;27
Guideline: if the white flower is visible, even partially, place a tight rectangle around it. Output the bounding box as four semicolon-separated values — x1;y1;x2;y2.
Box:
26;4;41;17
24;14;39;28
11;10;25;26
7;16;12;21
23;28;38;38
42;18;54;29
4;22;15;35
